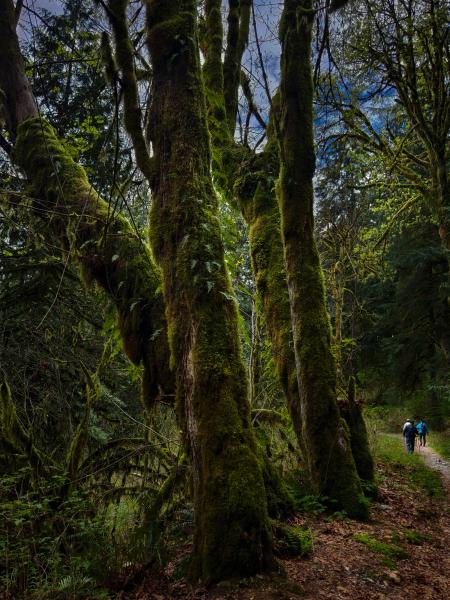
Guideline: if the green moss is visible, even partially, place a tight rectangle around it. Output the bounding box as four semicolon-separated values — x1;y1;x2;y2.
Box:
353;533;408;566
274;524;313;558
340;376;375;484
107;0;153;181
403;529;430;545
255;428;295;519
65;377;97;486
235;114;304;457
277;0;367;519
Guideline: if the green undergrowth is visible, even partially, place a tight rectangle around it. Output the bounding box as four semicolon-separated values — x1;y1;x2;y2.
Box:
431;431;450;460
0;470;165;599
403;528;430;545
353;533;408;568
374;434;444;499
0;471;112;598
274;523;313;558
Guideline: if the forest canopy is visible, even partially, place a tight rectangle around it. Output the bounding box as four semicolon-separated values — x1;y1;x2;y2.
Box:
0;0;449;597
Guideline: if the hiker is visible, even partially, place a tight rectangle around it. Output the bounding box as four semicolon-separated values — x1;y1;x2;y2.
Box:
402;419;416;453
416;419;428;447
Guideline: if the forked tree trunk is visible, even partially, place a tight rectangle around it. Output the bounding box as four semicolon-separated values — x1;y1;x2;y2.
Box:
278;0;368;518
201;1;306;455
146;0;273;582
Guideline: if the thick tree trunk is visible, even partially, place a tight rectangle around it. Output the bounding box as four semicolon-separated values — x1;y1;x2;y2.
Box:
278;0;368;518
146;0;273;582
0;0;172;409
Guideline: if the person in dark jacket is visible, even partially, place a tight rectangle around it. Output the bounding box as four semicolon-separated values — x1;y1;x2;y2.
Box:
402;419;416;453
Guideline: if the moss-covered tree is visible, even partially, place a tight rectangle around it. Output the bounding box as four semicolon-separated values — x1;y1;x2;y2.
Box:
145;0;273;582
277;0;368;518
341;377;374;483
235;109;304;455
200;2;305;455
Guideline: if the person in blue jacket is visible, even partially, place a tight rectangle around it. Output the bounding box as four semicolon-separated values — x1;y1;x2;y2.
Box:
416;419;428;447
402;419;416;453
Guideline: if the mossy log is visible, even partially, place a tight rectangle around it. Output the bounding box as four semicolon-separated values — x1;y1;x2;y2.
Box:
146;0;274;582
278;0;367;519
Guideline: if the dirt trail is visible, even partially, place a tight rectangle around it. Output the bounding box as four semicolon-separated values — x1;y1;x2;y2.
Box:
121;443;450;600
417;443;450;494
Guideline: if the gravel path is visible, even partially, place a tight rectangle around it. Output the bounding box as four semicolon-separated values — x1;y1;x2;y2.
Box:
417;443;450;494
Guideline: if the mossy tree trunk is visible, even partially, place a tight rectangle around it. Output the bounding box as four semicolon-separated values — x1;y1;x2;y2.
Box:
341;377;374;483
146;0;273;582
202;3;305;454
278;0;368;518
0;0;172;410
236;119;304;455
223;0;251;135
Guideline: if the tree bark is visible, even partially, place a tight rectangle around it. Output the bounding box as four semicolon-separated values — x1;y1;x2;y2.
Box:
341;377;374;484
146;0;273;582
278;0;368;518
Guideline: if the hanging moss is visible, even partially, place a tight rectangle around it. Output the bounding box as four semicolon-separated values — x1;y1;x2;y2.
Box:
65;373;98;487
146;0;274;582
340;376;375;485
278;0;367;519
13;118;173;411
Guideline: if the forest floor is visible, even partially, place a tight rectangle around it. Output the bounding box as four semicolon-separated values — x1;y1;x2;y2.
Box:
114;437;450;600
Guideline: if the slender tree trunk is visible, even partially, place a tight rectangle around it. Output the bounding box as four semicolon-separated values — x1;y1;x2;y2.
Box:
341;377;374;484
236;122;304;455
248;298;261;406
0;0;172;410
223;0;251;134
146;0;273;582
278;0;367;518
